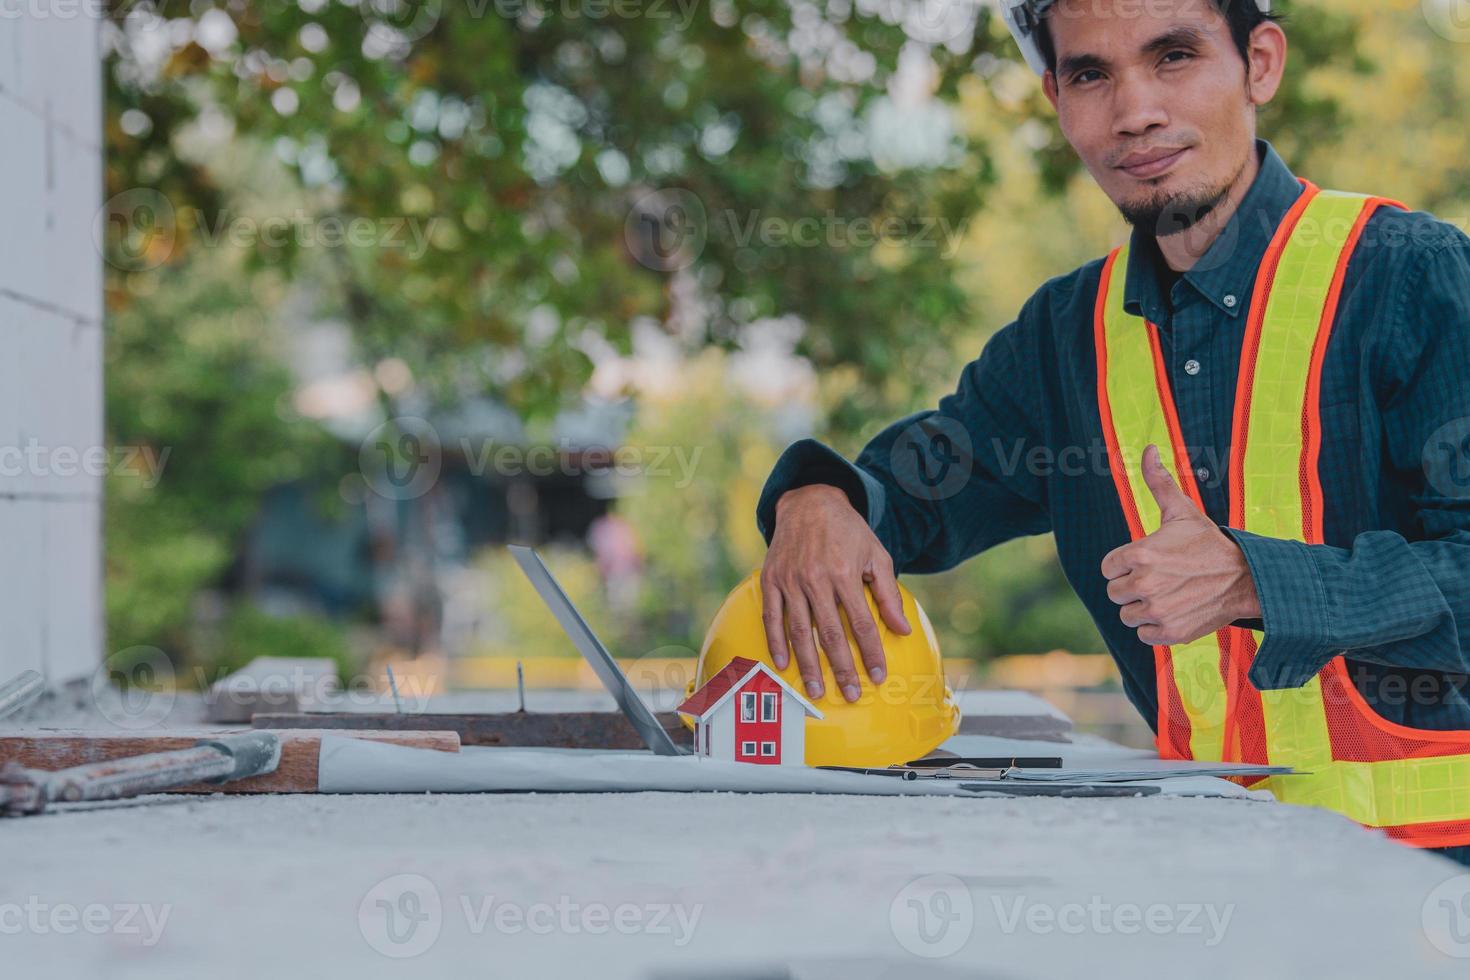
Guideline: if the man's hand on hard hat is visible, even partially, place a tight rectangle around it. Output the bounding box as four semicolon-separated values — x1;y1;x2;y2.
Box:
762;484;911;703
1102;445;1263;645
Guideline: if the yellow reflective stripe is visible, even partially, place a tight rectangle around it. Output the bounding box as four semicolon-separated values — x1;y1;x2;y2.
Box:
1253;650;1335;770
1254;756;1470;828
1101;243;1227;761
1171;637;1229;761
1243;192;1374;778
1238;191;1368;542
1241;190;1470;831
1101;243;1170;535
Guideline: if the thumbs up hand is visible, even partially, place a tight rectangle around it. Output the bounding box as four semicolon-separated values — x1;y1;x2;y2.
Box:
1100;445;1262;646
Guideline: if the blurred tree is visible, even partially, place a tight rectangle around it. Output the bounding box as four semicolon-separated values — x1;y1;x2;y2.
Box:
98;0;1396;671
105;205;344;664
472;545;619;660
102;1;1370;415
611;348;780;651
103;0;1007;417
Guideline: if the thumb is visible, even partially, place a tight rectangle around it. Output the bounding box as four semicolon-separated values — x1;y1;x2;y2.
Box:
1142;444;1196;523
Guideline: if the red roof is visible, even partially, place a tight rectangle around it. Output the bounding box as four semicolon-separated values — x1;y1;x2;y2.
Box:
676;657;760;718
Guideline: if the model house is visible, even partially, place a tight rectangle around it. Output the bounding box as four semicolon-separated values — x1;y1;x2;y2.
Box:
677;657;824;765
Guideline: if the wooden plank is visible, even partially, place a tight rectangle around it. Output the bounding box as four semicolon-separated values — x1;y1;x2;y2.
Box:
0;729;460;794
252;711;695;750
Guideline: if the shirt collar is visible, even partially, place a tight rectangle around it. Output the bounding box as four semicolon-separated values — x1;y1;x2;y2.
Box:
1123;139;1305;322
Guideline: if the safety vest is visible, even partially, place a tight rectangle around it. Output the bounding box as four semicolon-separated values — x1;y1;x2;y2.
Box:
1094;180;1470;849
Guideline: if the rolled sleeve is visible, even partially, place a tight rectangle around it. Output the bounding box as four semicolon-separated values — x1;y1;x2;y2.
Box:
753;309;1052;572
755;438;886;544
1225;528;1334;689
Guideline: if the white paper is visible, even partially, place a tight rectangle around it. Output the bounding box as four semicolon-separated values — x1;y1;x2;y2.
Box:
316;737;1272;801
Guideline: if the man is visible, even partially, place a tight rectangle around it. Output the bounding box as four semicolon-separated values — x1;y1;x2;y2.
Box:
755;0;1470;858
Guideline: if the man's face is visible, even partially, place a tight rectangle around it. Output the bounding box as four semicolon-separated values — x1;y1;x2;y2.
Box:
1043;0;1259;235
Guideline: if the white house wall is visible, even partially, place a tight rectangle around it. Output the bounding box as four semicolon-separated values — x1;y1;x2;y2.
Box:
710;704;736;760
0;10;104;682
779;692;807;765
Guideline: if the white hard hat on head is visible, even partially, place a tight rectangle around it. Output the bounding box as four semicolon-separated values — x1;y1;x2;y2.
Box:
999;0;1273;77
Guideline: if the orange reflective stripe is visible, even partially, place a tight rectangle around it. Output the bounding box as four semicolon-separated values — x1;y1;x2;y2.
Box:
1228;179;1320;531
1299;194;1406;543
1144;307;1236;762
1384;823;1470;850
1219;180;1325;768
1223;628;1270;768
1095;247;1183;756
1094;245;1230;761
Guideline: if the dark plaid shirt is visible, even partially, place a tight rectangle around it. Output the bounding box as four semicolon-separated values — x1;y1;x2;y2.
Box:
757;140;1470;734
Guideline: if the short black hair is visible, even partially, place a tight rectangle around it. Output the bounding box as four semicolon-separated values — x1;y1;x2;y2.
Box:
1036;0;1282;76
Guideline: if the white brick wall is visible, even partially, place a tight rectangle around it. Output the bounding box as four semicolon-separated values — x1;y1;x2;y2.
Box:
0;9;104;683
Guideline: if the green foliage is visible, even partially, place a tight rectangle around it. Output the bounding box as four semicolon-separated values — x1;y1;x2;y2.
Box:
105;0;1002;415
608;350;780;651
467;351;782;661
472;545;621;659
102;0;1425;674
195;602;353;684
104;236;343;660
471;351;1105;665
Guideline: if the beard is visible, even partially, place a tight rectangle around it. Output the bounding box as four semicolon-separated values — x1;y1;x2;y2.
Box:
1118;180;1233;238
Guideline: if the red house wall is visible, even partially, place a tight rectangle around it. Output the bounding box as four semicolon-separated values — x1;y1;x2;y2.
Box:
732;672;783;764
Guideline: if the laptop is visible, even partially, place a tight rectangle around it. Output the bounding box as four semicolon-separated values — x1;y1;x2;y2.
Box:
508;545;688;756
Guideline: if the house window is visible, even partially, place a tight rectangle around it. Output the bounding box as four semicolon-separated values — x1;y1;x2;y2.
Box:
703;722;710;755
741;692;756;722
742;741;757;756
761;692;777;722
760;741;776;757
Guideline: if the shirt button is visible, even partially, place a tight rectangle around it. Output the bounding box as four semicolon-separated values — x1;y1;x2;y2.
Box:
1184;359;1201;376
1196;467;1211;483
1223;294;1238;308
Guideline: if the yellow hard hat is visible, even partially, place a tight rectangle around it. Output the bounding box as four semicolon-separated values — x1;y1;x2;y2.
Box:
686;569;961;767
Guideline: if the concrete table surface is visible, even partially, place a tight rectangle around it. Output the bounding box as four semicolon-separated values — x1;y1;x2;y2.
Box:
6;688;1468;978
5;784;1468;978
